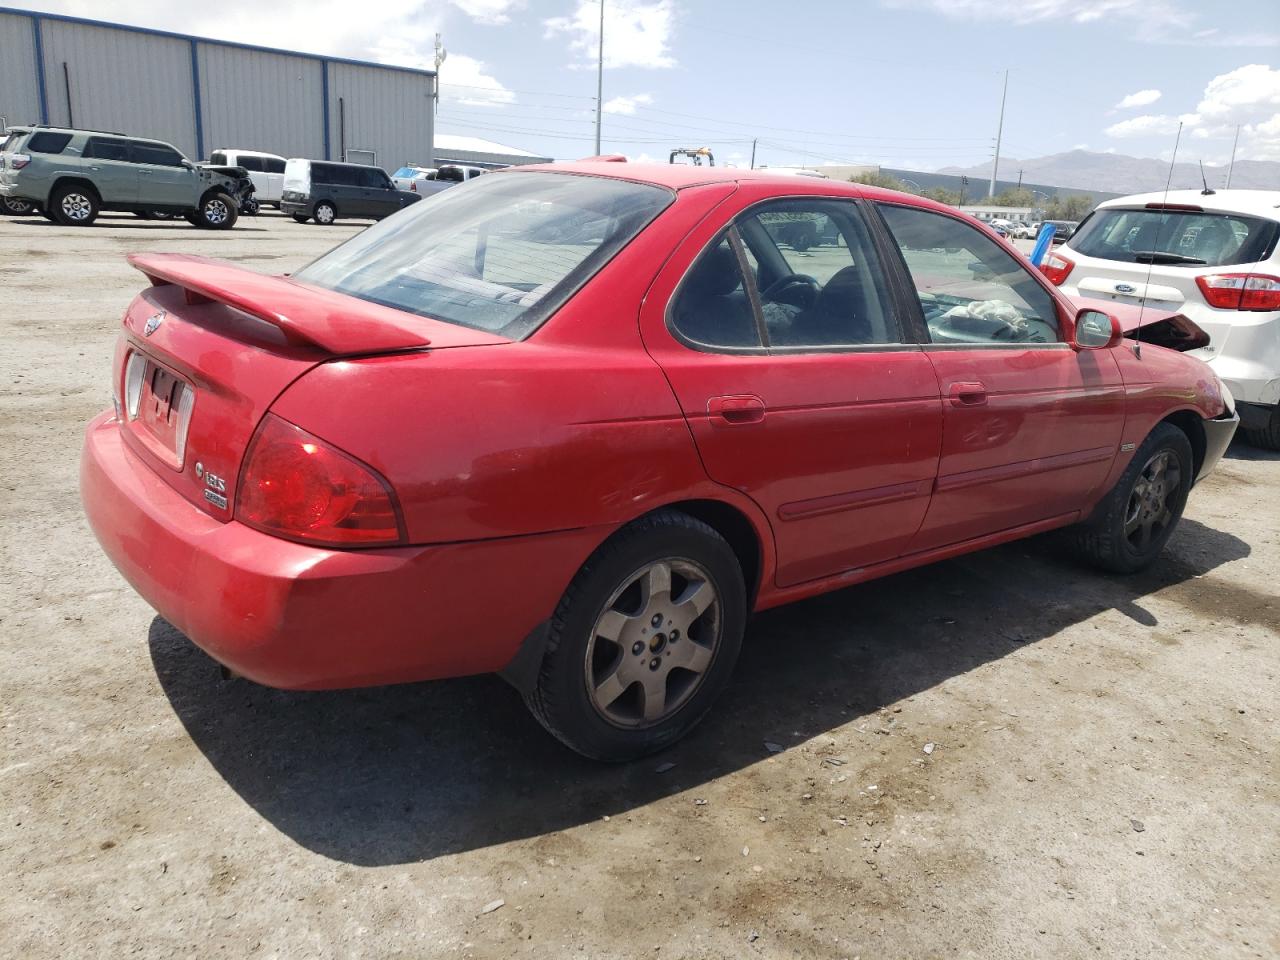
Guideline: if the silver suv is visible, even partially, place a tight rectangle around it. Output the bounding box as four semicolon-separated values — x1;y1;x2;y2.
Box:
0;125;242;228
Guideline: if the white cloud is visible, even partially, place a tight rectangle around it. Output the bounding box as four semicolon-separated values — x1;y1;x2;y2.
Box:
437;54;517;107
1115;89;1162;109
544;0;676;69
448;0;522;25
881;0;1275;45
1103;65;1280;161
602;93;654;115
1104;114;1183;138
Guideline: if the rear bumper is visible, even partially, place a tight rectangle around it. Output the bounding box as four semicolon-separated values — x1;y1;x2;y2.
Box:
280;200;309;217
1198;411;1239;483
81;412;605;690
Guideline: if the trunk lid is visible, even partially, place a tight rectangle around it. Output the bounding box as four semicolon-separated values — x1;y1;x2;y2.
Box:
117;254;508;522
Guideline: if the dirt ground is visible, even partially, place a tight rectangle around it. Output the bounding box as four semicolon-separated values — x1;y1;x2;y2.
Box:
1;210;1276;960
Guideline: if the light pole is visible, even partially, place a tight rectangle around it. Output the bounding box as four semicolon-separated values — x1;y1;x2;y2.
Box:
594;0;604;155
989;69;1007;198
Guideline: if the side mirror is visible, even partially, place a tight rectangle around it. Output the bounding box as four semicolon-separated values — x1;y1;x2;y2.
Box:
1073;308;1122;350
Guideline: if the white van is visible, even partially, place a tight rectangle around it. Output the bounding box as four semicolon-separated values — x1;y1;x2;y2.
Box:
208;149;287;206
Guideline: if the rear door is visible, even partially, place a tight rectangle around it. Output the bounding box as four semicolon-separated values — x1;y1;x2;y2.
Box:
262;156;285;202
642;190;943;587
130;141;193;207
874;202;1125;551
81;136;137;204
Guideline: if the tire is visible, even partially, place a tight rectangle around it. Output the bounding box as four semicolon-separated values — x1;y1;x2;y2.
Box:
51;184;99;226
292;214;310;224
132;210;154;220
524;510;747;761
792;230;813;252
313;201;337;225
1240;407;1280;451
40;208;56;222
196;192;238;230
1;196;35;216
241;197;260;216
1072;422;1193;574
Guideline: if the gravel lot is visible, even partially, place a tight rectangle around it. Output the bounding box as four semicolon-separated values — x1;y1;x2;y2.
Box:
1;210;1276;960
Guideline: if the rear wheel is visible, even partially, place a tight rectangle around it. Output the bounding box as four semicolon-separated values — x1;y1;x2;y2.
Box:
1240;406;1280;451
51;185;99;226
313;201;337;225
292;214;310;224
1073;422;1192;574
196;193;238;230
524;510;746;761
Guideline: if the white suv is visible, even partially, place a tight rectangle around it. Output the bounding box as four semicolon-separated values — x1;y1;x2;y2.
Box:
208;149;286;207
1042;189;1280;448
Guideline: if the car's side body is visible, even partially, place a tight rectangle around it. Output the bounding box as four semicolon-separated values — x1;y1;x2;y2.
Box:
280;158;421;222
81;164;1235;697
0;125;242;219
209;149;286;205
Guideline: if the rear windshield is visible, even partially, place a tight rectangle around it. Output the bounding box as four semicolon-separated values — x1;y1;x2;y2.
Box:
295;172;673;339
392;166;423;179
1071;208;1279;267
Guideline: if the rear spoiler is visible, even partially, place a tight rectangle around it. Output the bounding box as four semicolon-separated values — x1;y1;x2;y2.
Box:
127;253;432;355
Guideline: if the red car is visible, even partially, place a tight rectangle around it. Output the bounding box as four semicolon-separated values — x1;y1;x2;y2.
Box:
82;163;1238;760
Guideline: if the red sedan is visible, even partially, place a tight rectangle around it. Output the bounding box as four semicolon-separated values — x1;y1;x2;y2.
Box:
82;163;1238;760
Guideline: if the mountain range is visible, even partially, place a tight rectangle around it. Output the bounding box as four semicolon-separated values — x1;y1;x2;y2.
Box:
938;150;1278;196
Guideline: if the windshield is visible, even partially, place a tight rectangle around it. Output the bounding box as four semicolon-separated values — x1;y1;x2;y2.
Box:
1071;208;1279;267
392;166;423;179
295;172;673;339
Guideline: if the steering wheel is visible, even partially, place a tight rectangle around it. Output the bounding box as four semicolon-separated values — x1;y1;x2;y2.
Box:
761;273;820;309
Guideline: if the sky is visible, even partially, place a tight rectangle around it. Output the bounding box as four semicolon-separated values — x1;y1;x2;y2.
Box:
15;0;1280;171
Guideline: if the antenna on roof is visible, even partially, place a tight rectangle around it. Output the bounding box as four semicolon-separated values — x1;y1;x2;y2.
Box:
1199;160;1215;196
1134;122;1184;358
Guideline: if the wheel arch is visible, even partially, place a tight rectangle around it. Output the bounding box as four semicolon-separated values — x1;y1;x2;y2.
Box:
1160;408;1207;478
51;176;101;203
642;498;765;608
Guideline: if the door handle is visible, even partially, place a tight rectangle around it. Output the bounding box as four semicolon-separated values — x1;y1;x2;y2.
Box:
708;395;766;425
947;382;988;407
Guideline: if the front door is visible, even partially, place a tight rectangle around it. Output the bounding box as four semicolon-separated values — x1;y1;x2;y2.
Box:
642;193;943;587
873;202;1126;551
360;167;400;218
130;141;194;208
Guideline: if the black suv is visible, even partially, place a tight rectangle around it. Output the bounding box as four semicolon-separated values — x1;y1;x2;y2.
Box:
281;160;421;224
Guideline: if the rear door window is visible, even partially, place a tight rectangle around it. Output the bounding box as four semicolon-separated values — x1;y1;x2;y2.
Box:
27;132;73;154
236;155;265;172
264;157;285;174
83;137;132;162
1070;208;1279;268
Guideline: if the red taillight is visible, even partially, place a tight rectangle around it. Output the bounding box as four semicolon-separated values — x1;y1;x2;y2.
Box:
410;180;417;192
1040;252;1075;286
1196;273;1280;311
236;414;403;547
10;153;31;170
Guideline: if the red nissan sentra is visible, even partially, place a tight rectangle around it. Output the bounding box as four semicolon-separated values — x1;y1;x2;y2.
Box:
81;162;1238;760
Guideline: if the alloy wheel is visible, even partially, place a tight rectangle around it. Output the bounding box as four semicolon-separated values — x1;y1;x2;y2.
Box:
1124;449;1181;551
584;558;721;728
204;199;229;225
61;193;92;222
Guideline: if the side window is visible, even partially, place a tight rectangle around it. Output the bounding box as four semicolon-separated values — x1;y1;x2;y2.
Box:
209;151;228;165
361;167;388;189
83;137;131;162
236;155;265;172
738;200;899;347
332;166;361;187
878;203;1060;345
264;157;286;174
27;132;72;154
670;236;760;349
131;143;184;166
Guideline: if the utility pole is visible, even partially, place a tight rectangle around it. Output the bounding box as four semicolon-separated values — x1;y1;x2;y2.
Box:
960;175;968;206
1016;168;1023;189
1225;124;1241;188
433;34;447;116
989;69;1008;199
594;0;604;155
750;138;757;170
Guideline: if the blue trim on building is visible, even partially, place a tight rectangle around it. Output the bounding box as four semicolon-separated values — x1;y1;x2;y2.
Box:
189;38;204;159
30;14;48;124
0;6;435;78
321;60;331;161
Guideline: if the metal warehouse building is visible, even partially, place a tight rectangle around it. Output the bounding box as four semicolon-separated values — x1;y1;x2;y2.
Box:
0;6;436;169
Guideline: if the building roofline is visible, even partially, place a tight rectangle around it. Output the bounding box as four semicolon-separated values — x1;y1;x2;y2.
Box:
0;5;436;78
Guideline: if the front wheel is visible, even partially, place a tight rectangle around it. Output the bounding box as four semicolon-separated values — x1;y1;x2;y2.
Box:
241;196;260;216
1072;422;1193;574
196;193;238;230
524;510;746;761
1240;406;1280;451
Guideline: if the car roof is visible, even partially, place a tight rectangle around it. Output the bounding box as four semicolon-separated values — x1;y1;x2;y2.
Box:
496;160;949;209
215;148;284;159
1098;188;1280;218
